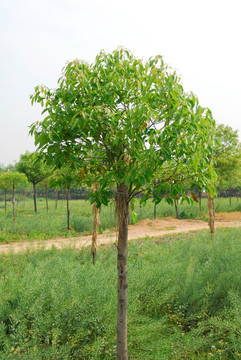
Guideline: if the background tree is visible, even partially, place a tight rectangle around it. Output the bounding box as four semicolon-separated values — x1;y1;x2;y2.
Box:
214;124;241;205
39;177;51;212
0;171;27;222
50;168;100;262
16;151;51;213
30;48;215;359
49;169;76;230
16;181;32;208
0;175;9;212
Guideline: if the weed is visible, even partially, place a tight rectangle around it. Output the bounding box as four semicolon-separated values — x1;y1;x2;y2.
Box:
0;228;240;359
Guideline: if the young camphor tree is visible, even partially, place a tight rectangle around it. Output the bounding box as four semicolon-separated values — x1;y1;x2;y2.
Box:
30;49;215;359
0;171;27;222
16;151;50;213
50;167;100;263
0;175;9;212
214;124;241;205
49;169;74;230
39;177;51;212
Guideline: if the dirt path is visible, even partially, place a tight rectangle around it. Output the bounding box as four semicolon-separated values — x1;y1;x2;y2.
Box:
1;213;241;254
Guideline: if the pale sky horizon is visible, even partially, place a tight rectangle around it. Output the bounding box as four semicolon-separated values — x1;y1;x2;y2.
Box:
0;0;240;166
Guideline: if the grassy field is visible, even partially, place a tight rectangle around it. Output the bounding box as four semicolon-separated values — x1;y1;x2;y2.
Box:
0;227;240;359
1;196;241;242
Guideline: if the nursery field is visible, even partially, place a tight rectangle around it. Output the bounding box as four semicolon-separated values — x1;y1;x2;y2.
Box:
0;227;241;359
1;196;241;243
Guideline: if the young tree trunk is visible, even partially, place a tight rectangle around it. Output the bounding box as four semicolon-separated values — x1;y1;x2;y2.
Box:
116;183;129;360
229;191;232;207
4;190;7;212
55;189;58;210
66;190;70;230
12;184;16;223
174;199;179;219
33;183;37;213
154;203;156;219
208;192;215;239
91;183;100;264
45;184;49;212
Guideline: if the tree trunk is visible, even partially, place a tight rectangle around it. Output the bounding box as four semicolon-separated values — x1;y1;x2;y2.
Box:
208;192;215;239
66;190;70;230
116;183;129;360
33;183;37;213
154;203;156;219
174;199;179;219
91;183;100;264
4;190;7;212
229;190;232;207
55;189;58;210
45;184;49;212
12;184;16;223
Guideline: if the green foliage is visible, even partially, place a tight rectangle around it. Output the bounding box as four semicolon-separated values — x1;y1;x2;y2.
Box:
0;228;240;359
214;124;241;190
215;124;240;156
0;171;28;191
16;151;51;186
30;48;216;205
48;168;80;191
1;196;241;242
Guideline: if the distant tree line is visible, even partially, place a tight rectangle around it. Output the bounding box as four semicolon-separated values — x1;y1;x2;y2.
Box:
0;186;90;201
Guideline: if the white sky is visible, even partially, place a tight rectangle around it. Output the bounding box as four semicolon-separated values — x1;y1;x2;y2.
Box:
0;0;240;166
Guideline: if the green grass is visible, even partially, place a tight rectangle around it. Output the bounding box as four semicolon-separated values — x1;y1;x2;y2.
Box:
0;199;116;242
0;227;240;359
0;196;241;242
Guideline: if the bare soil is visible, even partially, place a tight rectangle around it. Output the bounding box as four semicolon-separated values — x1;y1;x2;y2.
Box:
1;212;241;254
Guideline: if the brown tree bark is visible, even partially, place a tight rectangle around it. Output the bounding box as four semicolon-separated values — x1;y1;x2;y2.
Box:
91;184;100;264
208;192;215;239
154;203;156;219
33;183;37;213
116;183;129;360
174;199;179;219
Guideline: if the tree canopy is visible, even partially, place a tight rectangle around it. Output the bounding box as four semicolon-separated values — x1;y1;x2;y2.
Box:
0;171;28;222
0;171;27;191
214;124;241;190
30;48;216;203
16;151;51;213
16;151;50;185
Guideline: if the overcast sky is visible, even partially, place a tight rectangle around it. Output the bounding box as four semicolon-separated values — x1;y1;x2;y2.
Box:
0;0;240;166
